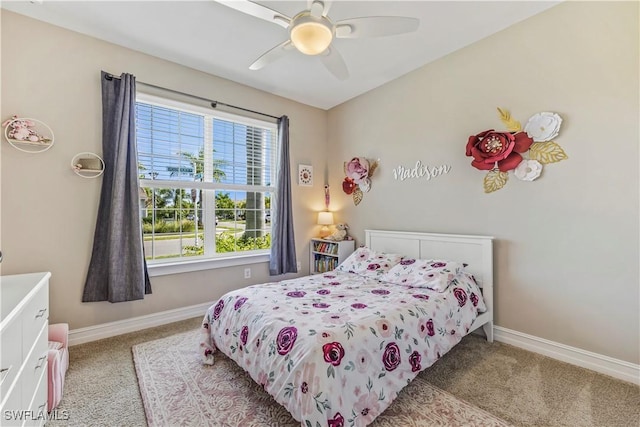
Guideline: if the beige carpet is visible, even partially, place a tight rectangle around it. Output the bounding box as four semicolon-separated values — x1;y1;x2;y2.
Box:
45;317;639;427
133;330;511;427
421;335;640;427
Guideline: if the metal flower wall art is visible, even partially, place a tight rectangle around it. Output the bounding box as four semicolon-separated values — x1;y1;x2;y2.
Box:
342;157;379;205
466;108;568;193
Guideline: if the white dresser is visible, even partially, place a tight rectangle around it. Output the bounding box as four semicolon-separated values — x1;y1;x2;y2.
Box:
1;272;51;427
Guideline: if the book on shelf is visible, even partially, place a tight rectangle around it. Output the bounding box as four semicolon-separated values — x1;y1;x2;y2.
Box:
313;254;338;272
314;241;338;255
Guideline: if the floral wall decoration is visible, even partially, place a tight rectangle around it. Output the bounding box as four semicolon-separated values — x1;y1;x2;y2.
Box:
465;108;568;193
342;157;379;205
2;115;52;144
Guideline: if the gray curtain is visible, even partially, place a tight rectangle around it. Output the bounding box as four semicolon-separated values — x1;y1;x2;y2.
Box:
269;115;297;275
82;71;151;302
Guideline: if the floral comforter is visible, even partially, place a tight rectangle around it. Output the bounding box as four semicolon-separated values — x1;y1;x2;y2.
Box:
200;271;486;427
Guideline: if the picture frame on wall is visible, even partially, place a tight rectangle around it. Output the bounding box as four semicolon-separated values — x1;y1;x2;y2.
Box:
298;164;313;186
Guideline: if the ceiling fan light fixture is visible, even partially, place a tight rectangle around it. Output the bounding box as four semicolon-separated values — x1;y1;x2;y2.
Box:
290;13;333;56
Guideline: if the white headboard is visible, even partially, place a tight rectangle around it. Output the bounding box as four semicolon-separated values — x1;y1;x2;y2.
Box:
365;229;495;341
365;229;493;285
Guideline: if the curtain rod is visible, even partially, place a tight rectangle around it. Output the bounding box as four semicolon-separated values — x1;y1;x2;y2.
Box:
104;73;280;120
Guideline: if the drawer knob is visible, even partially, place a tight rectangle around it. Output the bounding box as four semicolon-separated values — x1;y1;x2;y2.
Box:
35;355;47;370
0;366;11;382
35;308;48;318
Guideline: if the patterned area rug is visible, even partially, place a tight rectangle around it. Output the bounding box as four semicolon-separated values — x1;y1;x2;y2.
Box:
133;330;511;427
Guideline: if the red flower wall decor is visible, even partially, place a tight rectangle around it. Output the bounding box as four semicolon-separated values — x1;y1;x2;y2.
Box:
342;157;379;205
466;108;568;193
466;130;533;172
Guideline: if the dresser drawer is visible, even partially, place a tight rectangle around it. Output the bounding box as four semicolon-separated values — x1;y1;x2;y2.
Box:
21;284;48;357
0;317;22;407
25;365;48;427
0;379;23;427
21;324;48;411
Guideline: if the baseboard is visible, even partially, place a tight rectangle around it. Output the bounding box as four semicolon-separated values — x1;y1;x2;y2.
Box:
494;326;639;385
68;302;212;346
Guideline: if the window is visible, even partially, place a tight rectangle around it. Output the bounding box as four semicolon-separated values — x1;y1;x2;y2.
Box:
136;94;276;270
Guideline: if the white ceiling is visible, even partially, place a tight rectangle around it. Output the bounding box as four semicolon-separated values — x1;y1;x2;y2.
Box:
2;1;560;110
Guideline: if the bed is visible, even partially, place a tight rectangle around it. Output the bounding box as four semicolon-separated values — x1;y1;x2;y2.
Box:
200;230;494;426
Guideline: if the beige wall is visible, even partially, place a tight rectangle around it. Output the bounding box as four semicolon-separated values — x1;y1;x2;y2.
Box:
328;1;639;364
0;11;327;330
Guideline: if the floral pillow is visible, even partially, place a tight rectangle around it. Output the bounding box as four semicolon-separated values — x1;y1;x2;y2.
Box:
382;258;465;292
336;246;403;278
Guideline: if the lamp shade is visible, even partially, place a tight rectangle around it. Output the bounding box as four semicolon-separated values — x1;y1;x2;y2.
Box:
317;211;334;225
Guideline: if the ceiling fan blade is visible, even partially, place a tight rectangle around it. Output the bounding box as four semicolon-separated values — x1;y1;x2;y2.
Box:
249;40;295;70
335;16;419;38
321;0;332;16
214;0;291;28
320;46;348;80
307;0;332;16
309;0;324;17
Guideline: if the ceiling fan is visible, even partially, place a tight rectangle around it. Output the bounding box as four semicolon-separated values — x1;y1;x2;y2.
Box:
214;0;420;80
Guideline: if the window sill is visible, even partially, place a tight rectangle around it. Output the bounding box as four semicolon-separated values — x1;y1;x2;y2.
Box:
147;253;270;277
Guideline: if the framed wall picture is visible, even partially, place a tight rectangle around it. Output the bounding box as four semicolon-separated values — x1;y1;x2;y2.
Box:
298;164;313;186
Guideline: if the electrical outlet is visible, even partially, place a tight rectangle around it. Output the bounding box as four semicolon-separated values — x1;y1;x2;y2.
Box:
296;262;301;272
244;268;251;279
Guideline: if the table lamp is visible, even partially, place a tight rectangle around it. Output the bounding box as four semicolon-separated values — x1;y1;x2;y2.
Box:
317;211;334;238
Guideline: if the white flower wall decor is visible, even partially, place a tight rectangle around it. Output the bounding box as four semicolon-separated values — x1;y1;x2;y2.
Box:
524;112;563;142
514;159;543;181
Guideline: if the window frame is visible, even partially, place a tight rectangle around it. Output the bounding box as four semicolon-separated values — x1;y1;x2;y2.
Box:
136;92;277;276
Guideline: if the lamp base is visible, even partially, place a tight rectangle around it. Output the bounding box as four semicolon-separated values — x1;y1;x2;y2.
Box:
319;226;331;239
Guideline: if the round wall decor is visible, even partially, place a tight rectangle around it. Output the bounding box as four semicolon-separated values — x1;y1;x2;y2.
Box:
298;164;313;186
2;117;54;153
71;152;105;178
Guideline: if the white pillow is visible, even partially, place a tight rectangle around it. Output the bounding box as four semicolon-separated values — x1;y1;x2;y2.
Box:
336;247;403;279
382;258;464;292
